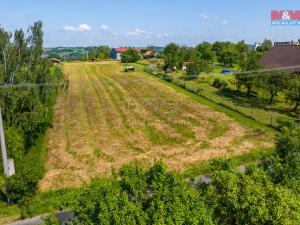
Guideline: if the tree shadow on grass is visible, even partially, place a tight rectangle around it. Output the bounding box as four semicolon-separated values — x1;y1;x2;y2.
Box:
215;89;299;119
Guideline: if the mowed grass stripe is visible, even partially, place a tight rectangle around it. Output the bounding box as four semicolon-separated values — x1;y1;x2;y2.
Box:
94;64;195;142
40;62;274;191
89;64;182;145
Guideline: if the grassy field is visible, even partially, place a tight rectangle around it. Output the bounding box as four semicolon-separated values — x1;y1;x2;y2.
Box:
39;61;273;191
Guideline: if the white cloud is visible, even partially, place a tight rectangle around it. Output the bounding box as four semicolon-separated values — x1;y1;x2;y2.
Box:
64;24;91;32
156;33;173;38
127;28;153;37
200;13;209;20
101;25;110;30
127;31;140;36
220;20;229;25
113;32;119;36
64;26;77;32
78;24;91;31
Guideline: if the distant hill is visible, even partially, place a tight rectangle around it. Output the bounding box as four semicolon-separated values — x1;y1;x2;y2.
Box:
43;47;98;61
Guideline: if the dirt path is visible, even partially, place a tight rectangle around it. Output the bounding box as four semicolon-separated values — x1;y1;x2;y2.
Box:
39;62;272;191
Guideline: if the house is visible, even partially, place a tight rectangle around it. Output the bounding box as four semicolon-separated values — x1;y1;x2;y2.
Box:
182;61;194;70
143;50;156;59
111;48;128;60
50;58;61;64
248;42;261;51
261;45;300;72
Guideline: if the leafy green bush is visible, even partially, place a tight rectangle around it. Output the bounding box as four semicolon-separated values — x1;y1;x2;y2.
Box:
121;49;140;63
213;78;228;89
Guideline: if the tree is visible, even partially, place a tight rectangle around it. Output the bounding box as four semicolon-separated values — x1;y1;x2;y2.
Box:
258;71;288;104
257;39;273;53
204;158;300;225
238;50;262;72
218;44;238;67
212;41;226;59
28;21;43;65
121;49;140;63
186;60;211;76
97;45;111;59
163;43;181;70
65;162;214;225
0;22;66;202
179;46;199;62
285;75;300;111
235;72;258;96
196;42;216;62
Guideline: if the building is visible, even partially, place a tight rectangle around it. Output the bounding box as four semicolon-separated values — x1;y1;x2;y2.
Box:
143;50;156;59
111;48;128;60
182;61;194;70
248;42;261;51
274;41;299;46
261;45;300;72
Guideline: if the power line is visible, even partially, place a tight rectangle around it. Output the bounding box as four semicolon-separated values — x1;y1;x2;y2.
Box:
235;65;300;75
0;82;66;89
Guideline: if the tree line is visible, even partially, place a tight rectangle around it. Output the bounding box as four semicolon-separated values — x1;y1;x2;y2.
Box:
0;22;66;202
161;41;300;112
58;123;300;225
162;40;272;70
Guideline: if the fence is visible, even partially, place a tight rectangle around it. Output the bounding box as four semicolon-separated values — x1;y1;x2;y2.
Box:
144;68;298;128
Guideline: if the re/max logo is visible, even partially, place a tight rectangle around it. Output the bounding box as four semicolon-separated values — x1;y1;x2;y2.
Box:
271;10;300;25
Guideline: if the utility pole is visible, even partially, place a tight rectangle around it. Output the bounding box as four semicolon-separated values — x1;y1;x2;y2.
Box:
0;108;15;177
0;108;8;176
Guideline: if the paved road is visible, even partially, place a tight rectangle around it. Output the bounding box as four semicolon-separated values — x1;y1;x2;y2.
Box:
9;211;74;225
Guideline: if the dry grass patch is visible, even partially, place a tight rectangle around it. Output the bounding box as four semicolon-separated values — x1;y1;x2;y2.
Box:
39;62;273;191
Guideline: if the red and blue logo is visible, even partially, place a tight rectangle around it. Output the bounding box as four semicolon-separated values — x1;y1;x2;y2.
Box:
271;10;300;25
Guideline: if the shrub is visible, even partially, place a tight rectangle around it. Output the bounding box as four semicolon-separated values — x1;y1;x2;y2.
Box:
121;49;140;63
213;78;228;89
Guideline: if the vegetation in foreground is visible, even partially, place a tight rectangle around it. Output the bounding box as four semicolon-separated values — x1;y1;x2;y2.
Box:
0;22;66;205
56;124;299;225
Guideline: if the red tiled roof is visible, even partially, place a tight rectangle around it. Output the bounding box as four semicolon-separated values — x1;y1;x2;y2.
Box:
114;48;128;53
144;50;155;56
262;45;300;72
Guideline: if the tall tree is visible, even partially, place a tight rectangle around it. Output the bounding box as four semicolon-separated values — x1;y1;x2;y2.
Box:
285;75;300;111
196;42;216;62
163;43;180;70
238;50;262;72
29;21;43;65
257;39;273;53
217;43;238;67
259;71;288;104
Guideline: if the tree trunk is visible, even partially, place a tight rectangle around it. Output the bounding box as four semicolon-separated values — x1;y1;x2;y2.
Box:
247;88;251;96
269;93;274;104
294;101;299;111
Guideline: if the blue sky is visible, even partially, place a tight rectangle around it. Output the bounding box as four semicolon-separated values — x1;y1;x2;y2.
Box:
1;0;300;47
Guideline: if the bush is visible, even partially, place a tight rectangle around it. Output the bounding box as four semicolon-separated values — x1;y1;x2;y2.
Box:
121;49;140;63
213;78;228;89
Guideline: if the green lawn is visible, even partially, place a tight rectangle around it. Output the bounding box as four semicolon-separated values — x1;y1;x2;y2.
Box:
141;62;299;127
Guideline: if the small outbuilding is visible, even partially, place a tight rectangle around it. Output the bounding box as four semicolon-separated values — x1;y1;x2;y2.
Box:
50;58;61;64
124;66;135;72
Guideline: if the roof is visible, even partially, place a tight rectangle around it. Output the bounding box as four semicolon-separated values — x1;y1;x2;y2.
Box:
144;50;155;57
261;45;300;72
113;48;141;53
113;48;128;53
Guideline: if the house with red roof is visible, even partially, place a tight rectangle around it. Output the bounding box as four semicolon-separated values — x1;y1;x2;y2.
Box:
111;48;128;60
